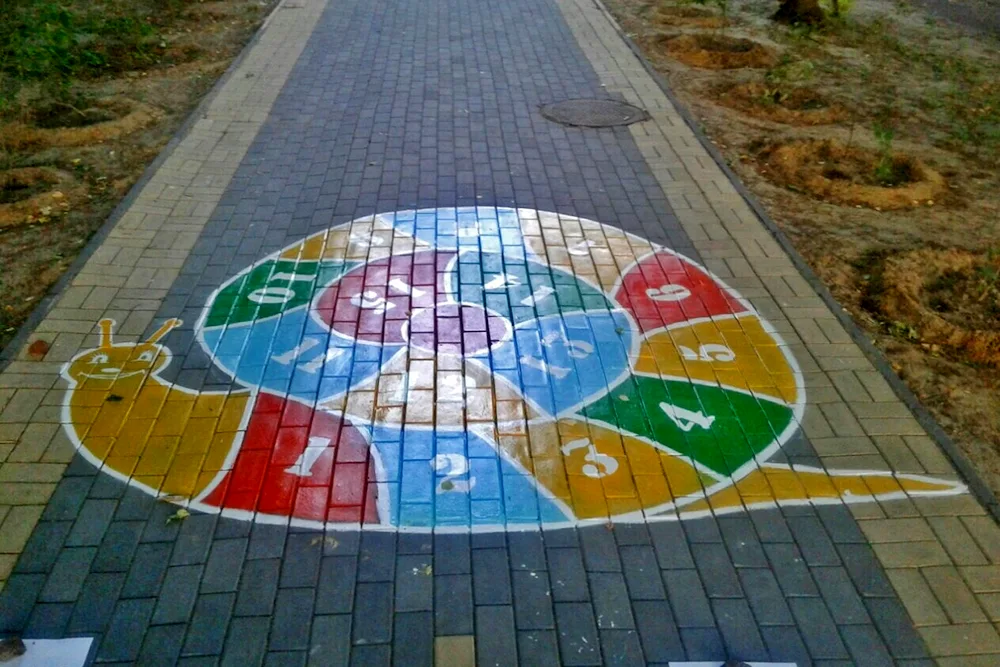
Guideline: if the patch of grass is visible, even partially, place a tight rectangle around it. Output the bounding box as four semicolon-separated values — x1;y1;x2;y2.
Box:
0;0;198;110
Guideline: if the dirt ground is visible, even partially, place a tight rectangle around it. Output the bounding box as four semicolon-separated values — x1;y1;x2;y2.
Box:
0;0;275;351
604;0;1000;494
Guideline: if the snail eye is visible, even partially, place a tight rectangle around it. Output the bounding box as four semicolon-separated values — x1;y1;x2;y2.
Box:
91;353;109;364
137;350;155;362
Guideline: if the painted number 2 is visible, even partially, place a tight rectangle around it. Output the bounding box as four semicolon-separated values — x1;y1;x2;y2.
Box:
431;454;477;494
659;402;715;432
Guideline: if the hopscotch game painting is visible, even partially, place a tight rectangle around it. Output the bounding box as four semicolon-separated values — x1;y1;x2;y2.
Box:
61;207;965;531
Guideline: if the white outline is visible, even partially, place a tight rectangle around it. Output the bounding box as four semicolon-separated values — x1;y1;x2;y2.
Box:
58;207;968;534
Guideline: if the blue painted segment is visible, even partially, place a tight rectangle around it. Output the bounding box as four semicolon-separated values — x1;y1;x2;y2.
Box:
385;206;527;257
481;310;634;418
201;307;402;404
367;426;570;527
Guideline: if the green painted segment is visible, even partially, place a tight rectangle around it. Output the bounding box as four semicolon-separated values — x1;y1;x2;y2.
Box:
580;374;794;476
204;260;354;328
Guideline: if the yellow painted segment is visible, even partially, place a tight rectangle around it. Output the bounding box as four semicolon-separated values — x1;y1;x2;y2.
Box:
64;331;250;500
682;464;965;514
496;419;710;520
519;210;654;292
278;218;427;262
633;315;799;404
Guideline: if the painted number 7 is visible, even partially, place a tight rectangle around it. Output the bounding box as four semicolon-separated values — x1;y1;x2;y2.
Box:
659;402;715;432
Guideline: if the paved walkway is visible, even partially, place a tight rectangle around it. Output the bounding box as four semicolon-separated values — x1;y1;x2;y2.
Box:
1;0;999;665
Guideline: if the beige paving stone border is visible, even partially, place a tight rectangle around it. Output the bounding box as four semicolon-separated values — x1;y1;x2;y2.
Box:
0;0;330;593
555;0;1000;662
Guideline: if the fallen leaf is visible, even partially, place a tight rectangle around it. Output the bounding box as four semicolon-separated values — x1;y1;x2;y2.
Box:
26;339;50;360
166;508;191;524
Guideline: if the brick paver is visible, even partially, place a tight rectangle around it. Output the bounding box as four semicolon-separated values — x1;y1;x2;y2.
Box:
0;0;998;664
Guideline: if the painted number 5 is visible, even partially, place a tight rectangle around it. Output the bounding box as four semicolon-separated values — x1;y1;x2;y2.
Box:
561;438;619;479
679;344;735;363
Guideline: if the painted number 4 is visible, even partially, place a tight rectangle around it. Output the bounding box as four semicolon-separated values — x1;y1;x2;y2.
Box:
659;402;715;432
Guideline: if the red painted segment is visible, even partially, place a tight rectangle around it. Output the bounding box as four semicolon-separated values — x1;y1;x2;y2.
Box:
611;251;749;333
201;392;379;523
313;250;455;344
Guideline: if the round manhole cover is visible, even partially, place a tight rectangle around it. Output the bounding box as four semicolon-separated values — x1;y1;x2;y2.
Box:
539;98;649;128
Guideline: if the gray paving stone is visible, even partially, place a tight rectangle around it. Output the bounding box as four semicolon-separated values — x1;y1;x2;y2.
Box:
177;658;219;667
270;588;315;651
682;518;724;544
98;597;156;662
65;499;117;547
153;564;204;625
280;533;323;589
139;623;188;667
39;547;96;603
662;570;714;628
738;568;794;626
864;597;929;659
315;556;357;615
679;627;725;661
477;605;518;667
612;523;651;547
554;602;601;666
68;571;125;633
692;543;742;598
718;516;768;568
789;597;849;660
13;521;72;574
41;476;93;521
818;505;868;544
760;625;812;667
215;619;269;667
434;574;473;636
512;570;555;630
788;516;841;567
472;548;512;605
202;538;249;594
838;544;896;598
352;582;392;645
518;629;561;665
812;566;870;625
632;600;683;663
547;548;589;602
235;558;282;616
543;527;579;549
392;611;433;666
600;629;645;667
170;514;219;567
579;526;621;572
353;532;394;583
434;533;471;575
247;523;288;560
349;644;389;667
114;488;157;522
589;572;634;630
841;623;894;666
140;502;183;544
309;614;351;666
92;521;144;573
24;602;72;638
765;543;820;597
620;546;665;600
712;597;768;661
183;593;235;657
507;532;546;570
396;532;433;556
121;541;173;599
